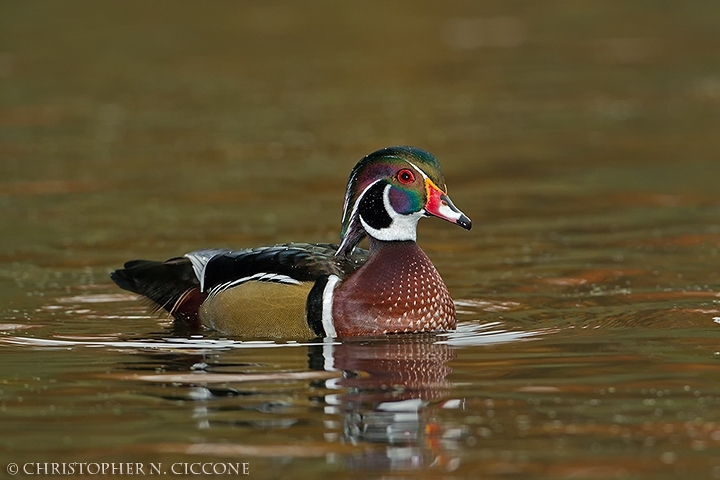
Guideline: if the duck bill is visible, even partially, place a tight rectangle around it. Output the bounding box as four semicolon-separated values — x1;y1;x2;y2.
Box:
424;179;472;230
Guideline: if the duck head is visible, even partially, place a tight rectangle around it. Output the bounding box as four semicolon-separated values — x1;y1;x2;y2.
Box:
336;146;471;257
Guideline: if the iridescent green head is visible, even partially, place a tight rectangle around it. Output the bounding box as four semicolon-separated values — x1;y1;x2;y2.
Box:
336;146;471;257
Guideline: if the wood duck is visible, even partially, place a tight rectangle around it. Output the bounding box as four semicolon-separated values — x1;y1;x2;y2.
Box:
111;146;471;338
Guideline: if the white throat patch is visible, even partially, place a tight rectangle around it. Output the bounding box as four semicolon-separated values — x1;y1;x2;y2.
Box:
360;184;423;242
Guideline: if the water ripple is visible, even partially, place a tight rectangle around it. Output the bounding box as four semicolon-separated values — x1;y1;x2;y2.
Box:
435;321;542;346
0;335;332;351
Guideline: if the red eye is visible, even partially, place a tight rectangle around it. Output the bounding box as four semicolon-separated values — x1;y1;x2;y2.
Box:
397;169;415;184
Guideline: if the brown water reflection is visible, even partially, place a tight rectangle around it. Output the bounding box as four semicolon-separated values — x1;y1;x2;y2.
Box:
3;1;720;479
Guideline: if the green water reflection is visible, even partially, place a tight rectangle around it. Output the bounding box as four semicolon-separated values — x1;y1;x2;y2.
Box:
2;1;720;479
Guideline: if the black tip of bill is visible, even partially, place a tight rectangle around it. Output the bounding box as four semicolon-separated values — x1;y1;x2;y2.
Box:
457;214;472;230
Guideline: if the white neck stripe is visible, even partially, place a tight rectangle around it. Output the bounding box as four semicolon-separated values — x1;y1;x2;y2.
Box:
321;275;340;338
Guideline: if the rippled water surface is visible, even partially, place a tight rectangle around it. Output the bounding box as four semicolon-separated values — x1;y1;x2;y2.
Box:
2;2;720;479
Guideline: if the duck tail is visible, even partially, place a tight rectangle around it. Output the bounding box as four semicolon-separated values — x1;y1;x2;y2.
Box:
110;257;205;325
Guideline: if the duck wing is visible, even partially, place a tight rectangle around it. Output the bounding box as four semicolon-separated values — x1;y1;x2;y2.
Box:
111;243;368;323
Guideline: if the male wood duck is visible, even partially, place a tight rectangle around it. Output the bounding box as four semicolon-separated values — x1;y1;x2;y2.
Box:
111;146;471;338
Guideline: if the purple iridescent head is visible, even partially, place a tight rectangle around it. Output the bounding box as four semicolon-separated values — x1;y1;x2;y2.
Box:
336;146;471;257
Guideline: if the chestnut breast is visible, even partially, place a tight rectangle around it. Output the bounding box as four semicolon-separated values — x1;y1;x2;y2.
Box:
332;241;456;336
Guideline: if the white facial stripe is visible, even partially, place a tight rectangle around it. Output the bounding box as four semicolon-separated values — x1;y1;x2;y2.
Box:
337;178;383;254
341;178;380;226
360;184;423;242
382;181;396;214
404;159;430;180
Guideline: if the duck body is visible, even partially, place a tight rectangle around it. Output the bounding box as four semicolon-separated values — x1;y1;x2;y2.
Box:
111;146;471;339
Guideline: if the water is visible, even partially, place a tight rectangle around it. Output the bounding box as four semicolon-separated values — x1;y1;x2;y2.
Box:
2;2;720;478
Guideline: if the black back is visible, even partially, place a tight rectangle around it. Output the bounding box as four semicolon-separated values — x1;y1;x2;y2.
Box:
201;243;367;292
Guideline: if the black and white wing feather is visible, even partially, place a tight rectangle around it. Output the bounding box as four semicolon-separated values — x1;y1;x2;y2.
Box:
186;243;368;294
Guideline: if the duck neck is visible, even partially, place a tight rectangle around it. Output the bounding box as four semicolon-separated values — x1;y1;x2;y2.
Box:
367;236;415;257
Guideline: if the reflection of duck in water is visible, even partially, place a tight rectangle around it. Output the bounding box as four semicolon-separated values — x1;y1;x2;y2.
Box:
123;336;461;472
111;146;470;338
311;336;460;471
